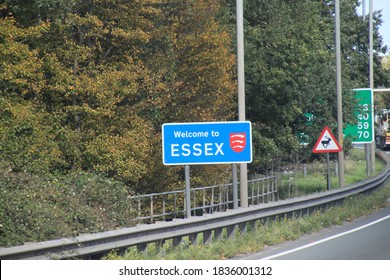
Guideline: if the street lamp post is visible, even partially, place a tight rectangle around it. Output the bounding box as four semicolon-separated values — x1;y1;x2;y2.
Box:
335;0;345;187
236;0;248;207
369;0;376;174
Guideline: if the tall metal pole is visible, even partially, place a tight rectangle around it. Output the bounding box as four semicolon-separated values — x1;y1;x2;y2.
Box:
369;0;373;105
362;0;366;19
369;0;376;174
236;0;248;207
362;0;372;177
335;0;345;187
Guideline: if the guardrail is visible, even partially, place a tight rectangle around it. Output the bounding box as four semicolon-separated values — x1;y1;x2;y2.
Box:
1;151;389;260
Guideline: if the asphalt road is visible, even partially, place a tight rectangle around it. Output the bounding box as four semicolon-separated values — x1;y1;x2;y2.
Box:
236;203;390;260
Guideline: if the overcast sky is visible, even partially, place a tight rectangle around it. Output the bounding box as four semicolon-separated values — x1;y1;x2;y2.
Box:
368;0;390;53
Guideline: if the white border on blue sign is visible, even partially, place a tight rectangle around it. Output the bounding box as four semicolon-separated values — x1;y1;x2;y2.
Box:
162;121;252;165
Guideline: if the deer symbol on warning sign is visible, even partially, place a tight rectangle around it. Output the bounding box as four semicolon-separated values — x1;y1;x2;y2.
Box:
312;126;342;154
321;136;332;148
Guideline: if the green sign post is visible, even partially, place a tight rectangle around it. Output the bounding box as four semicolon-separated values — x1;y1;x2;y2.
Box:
343;89;374;143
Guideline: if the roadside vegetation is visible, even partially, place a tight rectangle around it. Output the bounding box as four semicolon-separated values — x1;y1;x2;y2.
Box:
1;0;389;197
104;153;390;260
1;0;390;252
0;165;138;247
275;149;385;199
0;147;386;248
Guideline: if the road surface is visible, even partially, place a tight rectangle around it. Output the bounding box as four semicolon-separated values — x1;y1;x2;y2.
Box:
237;203;390;260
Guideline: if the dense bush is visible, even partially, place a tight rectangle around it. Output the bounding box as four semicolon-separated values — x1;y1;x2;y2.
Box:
0;162;136;247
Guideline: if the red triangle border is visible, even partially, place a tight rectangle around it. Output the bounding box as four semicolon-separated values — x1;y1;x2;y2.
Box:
312;126;342;154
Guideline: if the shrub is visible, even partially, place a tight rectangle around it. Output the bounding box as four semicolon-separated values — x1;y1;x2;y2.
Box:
0;165;137;247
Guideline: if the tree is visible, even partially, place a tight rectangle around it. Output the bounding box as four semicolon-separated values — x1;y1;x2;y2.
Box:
1;0;238;192
1;1;163;185
162;0;236;123
225;0;390;173
241;0;339;170
0;17;65;173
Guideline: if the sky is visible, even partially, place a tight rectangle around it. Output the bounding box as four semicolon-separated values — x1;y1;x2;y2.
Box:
364;0;390;54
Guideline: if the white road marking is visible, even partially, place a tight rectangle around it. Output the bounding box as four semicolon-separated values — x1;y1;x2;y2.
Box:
261;215;390;260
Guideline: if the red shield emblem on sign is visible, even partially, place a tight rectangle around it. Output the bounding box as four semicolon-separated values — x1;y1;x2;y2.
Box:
230;133;246;153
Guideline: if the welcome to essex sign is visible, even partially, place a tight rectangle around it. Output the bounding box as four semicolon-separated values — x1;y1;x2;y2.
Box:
162;121;252;165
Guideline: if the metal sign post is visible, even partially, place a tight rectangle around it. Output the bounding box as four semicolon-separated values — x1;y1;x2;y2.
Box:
326;153;331;191
313;126;342;191
232;163;238;209
185;165;191;218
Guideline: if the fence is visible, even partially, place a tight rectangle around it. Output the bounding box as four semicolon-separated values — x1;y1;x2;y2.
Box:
3;150;387;260
130;159;343;223
131;175;277;223
275;160;340;198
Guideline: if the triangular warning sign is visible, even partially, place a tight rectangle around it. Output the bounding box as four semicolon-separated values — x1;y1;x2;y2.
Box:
312;126;342;153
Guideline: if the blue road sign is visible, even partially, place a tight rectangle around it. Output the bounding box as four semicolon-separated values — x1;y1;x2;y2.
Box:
162;121;252;165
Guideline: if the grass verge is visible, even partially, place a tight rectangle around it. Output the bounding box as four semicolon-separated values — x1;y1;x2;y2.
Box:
279;149;386;197
105;174;390;260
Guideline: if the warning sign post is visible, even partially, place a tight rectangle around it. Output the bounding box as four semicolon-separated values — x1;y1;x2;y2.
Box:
312;126;342;190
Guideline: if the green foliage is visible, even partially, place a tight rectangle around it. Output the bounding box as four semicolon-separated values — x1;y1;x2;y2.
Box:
104;180;390;260
84;124;153;184
1;0;390;249
383;56;390;70
276;149;386;199
0;100;65;173
163;0;236;122
0;165;136;247
244;0;337;167
237;0;389;172
1;0;238;191
0;1;241;248
2;0;390;187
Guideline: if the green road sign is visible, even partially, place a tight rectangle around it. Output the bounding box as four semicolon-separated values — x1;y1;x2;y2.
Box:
343;88;374;143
